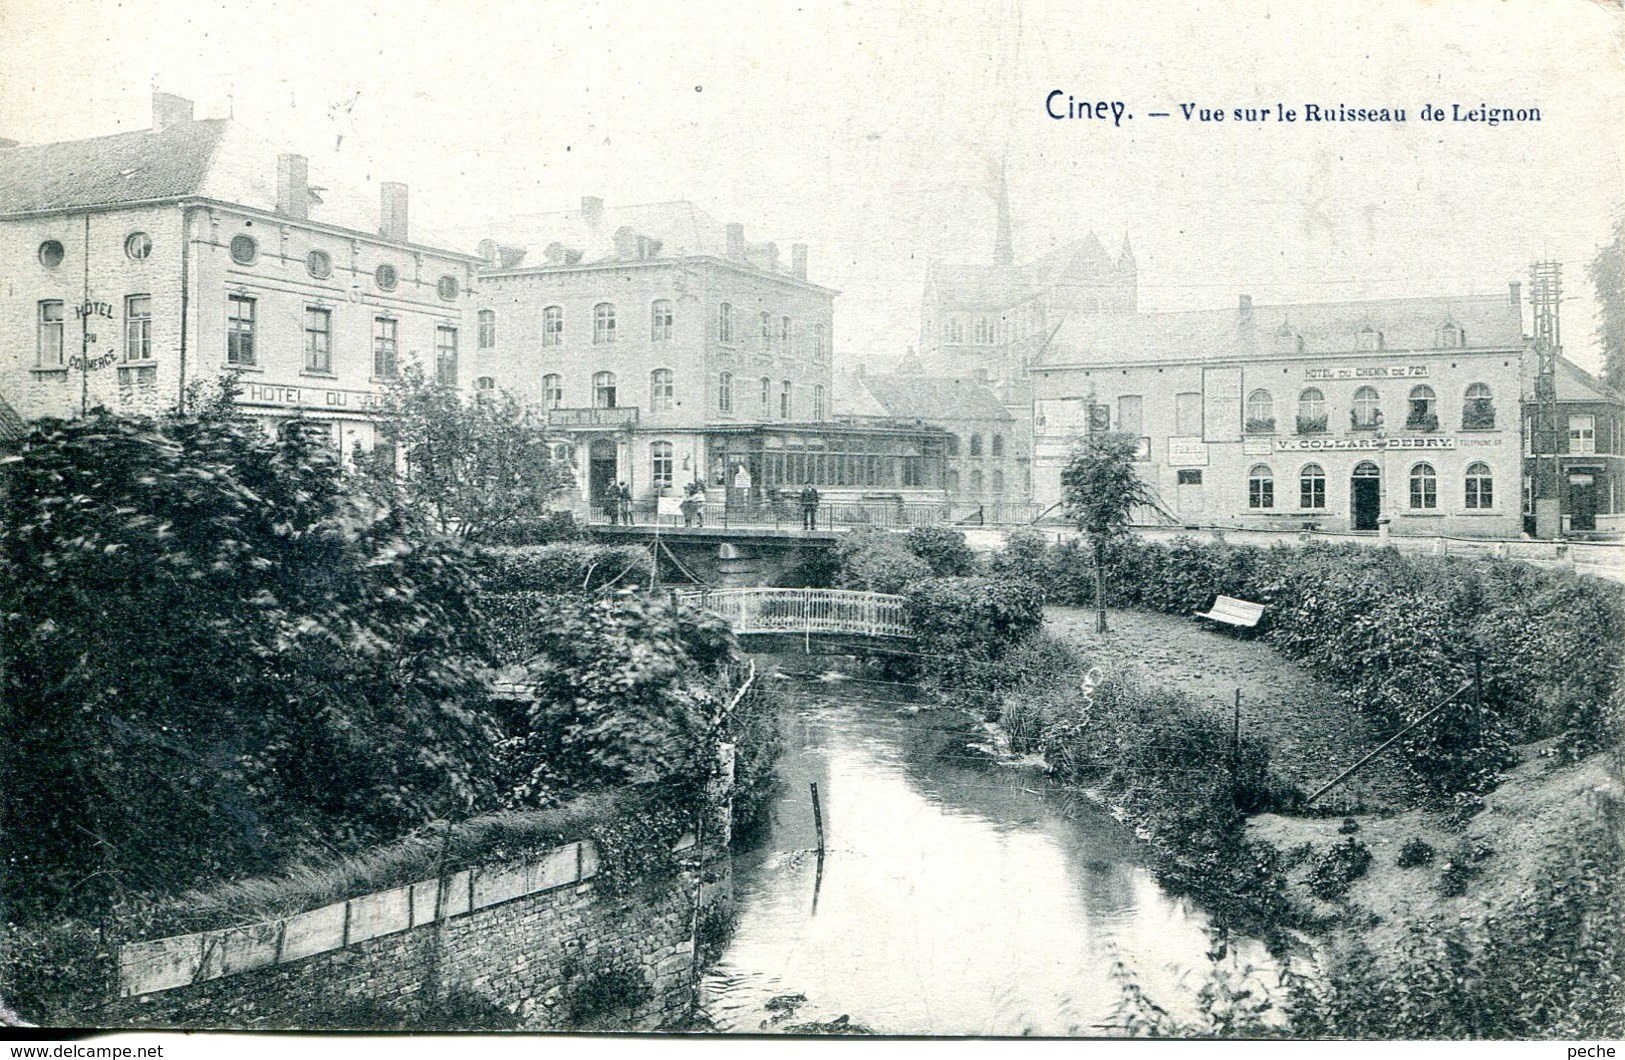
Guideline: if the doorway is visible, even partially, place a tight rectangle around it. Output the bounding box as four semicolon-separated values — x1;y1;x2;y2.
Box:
1570;475;1598;532
1351;461;1381;531
588;439;618;511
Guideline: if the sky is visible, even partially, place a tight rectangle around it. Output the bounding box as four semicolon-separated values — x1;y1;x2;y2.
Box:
2;0;1621;373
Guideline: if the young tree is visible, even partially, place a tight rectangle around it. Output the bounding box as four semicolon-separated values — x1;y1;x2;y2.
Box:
1060;431;1153;633
361;366;574;540
1588;212;1624;392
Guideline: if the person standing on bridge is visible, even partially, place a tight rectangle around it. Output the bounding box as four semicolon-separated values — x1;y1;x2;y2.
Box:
798;481;821;531
616;481;634;525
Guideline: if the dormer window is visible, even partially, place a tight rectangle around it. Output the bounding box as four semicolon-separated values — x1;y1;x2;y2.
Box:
1356;326;1381;351
1440;322;1464;348
1273;322;1301;353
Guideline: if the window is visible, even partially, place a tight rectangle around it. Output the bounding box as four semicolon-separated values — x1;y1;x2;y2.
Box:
1248;464;1275;509
117;365;156;390
1463;383;1495;428
651;441;674;490
970;470;984;493
1440;322;1464;348
1352;386;1381;429
38;240;65;268
1175;392;1202;436
229;235;257;265
436;275;459;301
946;317;964;344
374;263;398;291
779;380;792;419
650;368;674;410
719;302;734;344
478;309;496;349
947;469;961;492
475;376;495;392
1569;414;1596;455
759;311;772;349
812;324;826;360
1297;388;1327;433
37;301;64;368
124;295;152;362
780;316;791;349
969;434;983;457
1118;396;1143;437
946;434;960;457
718;371;733;413
593;371;617;408
991;434;1005;457
974;316;995;345
1407;385;1438;430
303;306;331;373
1409;462;1438;509
543;305;563;346
812;384;825;420
124;232;152;260
593;302;617;344
1300;464;1326;509
651;299;673;342
1356;326;1380;351
1245;389;1275;431
306;250;332;279
435;325;458;386
543;374;563;409
372;316;398;378
227;294;257;366
992;469;1006;494
1465;462;1494;509
1177;469;1203;486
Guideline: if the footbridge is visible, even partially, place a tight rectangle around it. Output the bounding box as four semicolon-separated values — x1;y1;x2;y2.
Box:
681;587;914;648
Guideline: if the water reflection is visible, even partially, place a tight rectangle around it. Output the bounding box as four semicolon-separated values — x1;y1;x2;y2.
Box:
699;670;1273;1036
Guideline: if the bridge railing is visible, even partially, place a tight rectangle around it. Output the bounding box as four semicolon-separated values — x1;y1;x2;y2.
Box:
681;587;913;639
585;499;1046;530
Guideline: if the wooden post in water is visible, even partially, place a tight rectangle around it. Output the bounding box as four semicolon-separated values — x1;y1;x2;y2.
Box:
809;782;825;855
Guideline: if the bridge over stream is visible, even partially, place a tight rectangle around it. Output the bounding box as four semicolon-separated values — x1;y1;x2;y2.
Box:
680;587;914;650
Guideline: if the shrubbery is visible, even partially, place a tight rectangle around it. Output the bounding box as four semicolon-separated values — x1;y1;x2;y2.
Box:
1306;837;1374;902
834;526;980;593
903;576;1045;692
475;542;653;595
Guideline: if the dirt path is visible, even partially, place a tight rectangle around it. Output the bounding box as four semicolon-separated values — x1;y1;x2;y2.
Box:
1045;607;1415;808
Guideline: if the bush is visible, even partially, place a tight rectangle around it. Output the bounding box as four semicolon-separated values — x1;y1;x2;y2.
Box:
904;577;1044;692
903;525;978;577
475;542;653;594
1396;838;1436;869
1437;837;1493;897
833;529;932;594
1306;837;1374;901
477;510;584;546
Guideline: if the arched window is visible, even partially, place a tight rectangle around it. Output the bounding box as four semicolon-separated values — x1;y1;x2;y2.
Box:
1463;382;1495;428
812;324;826;360
593;302;617;344
1407;385;1437;430
812;384;825;420
543;374;563;409
1356;326;1381;351
650;441;674;490
542;305;563;346
650;368;674;410
969;434;983;457
779;380;793;419
1300;464;1326;509
718;371;733;414
1246;389;1275;432
1409;462;1438;509
477;309;496;349
974;316;995;345
991;434;1005;457
593;371;617;408
1352;386;1381;430
970;470;984;493
1440;322;1464;348
759;311;772;348
780;316;792;348
1465;462;1493;509
946;434;960;457
760;377;772;415
718;302;734;344
1297;388;1327;433
651;299;673;342
992;469;1006;495
946;469;960;493
1248;464;1275;509
947;317;964;344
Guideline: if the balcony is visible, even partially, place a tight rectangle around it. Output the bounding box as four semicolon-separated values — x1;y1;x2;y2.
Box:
1295;413;1328;435
1404;412;1440;433
1244;417;1277;435
548;406;640;428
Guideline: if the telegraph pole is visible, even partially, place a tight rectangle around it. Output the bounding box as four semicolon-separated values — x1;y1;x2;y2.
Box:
1529;262;1563;539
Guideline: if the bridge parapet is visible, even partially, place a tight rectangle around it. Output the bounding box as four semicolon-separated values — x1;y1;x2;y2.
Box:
681;587;913;639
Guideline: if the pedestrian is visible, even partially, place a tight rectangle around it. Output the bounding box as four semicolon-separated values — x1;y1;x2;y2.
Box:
684;480;707;528
603;482;620;525
798;481;820;530
617;481;634;525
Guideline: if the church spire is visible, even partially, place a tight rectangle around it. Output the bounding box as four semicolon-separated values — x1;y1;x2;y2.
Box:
993;158;1014;267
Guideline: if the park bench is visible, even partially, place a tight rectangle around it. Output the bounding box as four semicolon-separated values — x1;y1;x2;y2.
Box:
1194;594;1266;629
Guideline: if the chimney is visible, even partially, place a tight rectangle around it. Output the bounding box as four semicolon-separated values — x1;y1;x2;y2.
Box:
764;241;780;273
791;243;808;280
380;181;409;242
152;92;194;131
1509;281;1522;308
581;196;605;226
725;223;745;260
277;154;310;221
0;137;18;150
1238;293;1253;319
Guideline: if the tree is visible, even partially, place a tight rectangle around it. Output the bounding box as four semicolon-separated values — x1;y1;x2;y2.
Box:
361;366;574;540
1060;431;1153;632
1589;212;1624;392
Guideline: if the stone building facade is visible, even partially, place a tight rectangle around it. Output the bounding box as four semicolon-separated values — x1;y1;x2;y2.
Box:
0;93;478;455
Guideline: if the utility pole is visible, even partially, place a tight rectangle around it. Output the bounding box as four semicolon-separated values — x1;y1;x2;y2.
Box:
1529;261;1563;539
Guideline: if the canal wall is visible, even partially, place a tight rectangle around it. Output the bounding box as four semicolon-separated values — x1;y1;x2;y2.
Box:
103;837;714;1030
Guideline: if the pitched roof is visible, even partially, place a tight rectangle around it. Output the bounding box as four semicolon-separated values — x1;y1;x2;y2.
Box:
859;374;1015;422
0;389;28;442
926;234;1126;310
1557;356;1623;403
0;120;228;214
1036;294;1525;367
